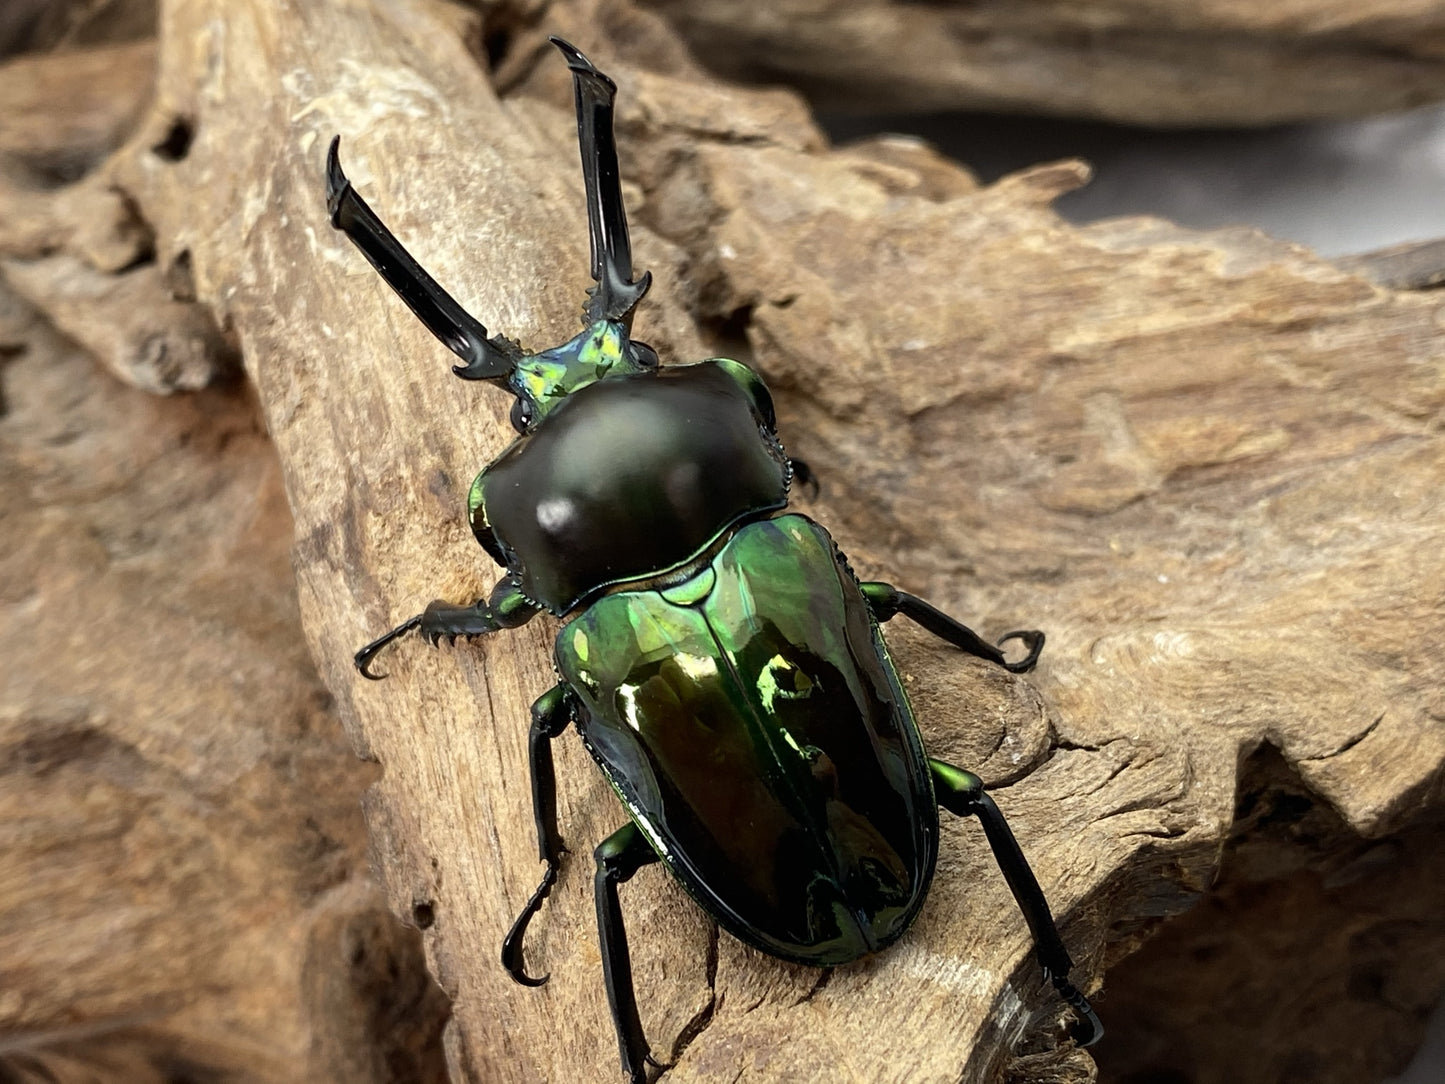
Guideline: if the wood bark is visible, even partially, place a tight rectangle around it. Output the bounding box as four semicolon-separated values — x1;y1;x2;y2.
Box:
2;2;1444;1083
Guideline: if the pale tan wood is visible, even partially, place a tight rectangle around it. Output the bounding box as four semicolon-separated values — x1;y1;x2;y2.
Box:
2;2;1443;1082
0;41;236;393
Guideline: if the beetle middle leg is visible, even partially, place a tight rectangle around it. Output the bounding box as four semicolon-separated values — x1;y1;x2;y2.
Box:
501;683;575;986
860;582;1044;673
594;821;661;1084
931;759;1104;1047
354;575;540;678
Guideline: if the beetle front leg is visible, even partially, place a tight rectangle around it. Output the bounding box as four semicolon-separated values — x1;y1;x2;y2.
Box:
930;759;1104;1047
501;683;575;987
594;822;661;1084
354;575;540;679
860;581;1044;673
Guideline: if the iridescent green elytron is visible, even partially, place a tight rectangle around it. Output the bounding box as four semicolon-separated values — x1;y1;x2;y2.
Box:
327;35;1101;1084
558;515;935;964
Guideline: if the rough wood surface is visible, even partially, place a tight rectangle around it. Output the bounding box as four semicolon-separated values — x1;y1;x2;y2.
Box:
3;1;1444;1082
0;288;450;1081
0;29;449;1084
643;0;1445;126
1093;748;1445;1084
0;0;155;59
0;41;237;393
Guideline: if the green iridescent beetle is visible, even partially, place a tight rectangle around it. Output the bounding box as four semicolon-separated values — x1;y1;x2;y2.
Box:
326;37;1101;1083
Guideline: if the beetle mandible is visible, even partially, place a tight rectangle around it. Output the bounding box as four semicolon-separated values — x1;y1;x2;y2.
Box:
325;37;1102;1082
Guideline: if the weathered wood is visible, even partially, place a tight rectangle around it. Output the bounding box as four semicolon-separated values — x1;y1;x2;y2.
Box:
0;31;449;1084
1093;747;1445;1084
0;282;449;1081
0;0;155;58
644;0;1445;126
3;1;1444;1082
0;41;236;393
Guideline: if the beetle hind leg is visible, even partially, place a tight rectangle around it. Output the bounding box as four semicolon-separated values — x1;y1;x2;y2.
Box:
501;684;575;986
594;822;661;1084
931;759;1104;1047
861;581;1044;673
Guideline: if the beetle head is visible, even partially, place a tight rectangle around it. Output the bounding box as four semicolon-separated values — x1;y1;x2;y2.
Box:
506;319;658;431
326;39;653;435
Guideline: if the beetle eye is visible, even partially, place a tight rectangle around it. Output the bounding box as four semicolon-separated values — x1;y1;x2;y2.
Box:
510;398;535;433
629;341;660;370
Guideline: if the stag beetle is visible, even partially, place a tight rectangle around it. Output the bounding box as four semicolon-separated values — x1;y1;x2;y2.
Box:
325;37;1101;1083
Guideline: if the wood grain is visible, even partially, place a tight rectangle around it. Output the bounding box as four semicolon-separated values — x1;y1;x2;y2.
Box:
2;2;1443;1082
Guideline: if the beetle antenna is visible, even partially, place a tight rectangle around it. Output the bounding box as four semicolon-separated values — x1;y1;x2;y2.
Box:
326;136;522;382
550;38;652;328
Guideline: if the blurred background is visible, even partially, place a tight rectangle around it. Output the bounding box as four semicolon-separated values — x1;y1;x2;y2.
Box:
824;104;1445;259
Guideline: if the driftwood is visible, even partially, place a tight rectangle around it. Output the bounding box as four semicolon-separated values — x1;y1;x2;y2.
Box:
645;0;1445;125
3;1;1444;1082
0;33;450;1084
0;279;450;1084
0;0;155;58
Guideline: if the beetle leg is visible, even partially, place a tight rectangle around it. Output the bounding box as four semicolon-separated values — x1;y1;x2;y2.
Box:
418;575;541;644
930;759;1104;1048
354;576;540;679
353;614;425;680
501;684;576;987
325;136;521;381
788;456;820;499
860;582;1044;673
550;38;652;328
594;822;661;1084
